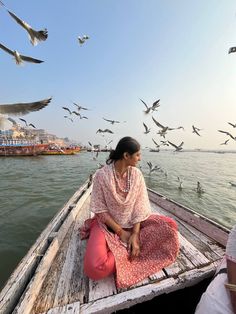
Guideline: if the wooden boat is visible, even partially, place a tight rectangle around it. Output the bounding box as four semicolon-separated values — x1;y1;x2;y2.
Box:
0;177;229;314
40;146;81;156
0;143;49;157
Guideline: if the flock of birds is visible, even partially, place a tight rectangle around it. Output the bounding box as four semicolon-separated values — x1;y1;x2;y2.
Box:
0;1;89;65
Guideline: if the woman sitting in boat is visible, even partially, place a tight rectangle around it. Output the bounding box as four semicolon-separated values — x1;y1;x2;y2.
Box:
195;224;236;314
81;136;179;288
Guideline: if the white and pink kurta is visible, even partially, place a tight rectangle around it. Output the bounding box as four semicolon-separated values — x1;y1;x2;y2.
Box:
81;164;179;288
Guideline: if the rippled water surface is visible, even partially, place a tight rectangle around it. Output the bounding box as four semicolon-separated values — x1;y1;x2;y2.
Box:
0;150;236;289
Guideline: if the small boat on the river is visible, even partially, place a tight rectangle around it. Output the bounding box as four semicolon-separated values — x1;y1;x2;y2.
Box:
0;176;229;314
40;145;81;155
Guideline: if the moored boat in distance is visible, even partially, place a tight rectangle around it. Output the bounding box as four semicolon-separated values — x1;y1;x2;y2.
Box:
0;176;229;314
40;144;81;155
0;140;49;157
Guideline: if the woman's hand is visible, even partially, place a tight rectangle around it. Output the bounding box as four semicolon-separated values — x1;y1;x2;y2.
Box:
120;230;131;244
128;233;140;257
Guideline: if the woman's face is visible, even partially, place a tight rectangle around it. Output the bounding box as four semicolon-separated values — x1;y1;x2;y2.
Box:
126;150;141;166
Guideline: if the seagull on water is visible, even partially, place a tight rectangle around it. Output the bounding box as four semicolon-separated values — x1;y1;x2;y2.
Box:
0;43;44;65
229;182;236;187
6;10;48;46
177;176;183;190
196;181;205;194
140;99;160;114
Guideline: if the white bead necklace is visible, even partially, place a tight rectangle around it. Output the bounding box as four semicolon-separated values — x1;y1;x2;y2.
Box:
112;164;131;193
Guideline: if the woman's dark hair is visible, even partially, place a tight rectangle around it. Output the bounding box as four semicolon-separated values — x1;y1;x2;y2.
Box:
106;136;140;164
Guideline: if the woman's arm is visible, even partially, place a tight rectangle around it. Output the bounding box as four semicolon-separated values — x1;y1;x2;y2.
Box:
128;222;141;257
96;213;131;244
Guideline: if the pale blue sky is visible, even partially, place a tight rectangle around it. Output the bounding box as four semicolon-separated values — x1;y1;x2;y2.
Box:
1;0;236;149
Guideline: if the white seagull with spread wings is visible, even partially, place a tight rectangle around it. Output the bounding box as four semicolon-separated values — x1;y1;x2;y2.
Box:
7;10;48;46
0;97;51;129
0;43;43;65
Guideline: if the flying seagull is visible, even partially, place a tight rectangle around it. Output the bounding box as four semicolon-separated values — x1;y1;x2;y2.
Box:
218;130;236;141
62;107;72;115
168;141;184;152
64;116;73;123
0;43;43;65
192;125;202;136
143;122;151;134
228;47;236;54
140;99;160;114
73;103;89;111
0;97;51;116
19;118;36;128
96;129;113;134
103;118;120;124
78;35;89;46
0;97;51;130
228;122;236;128
220;139;230;145
152;138;160;148
7;10;48;46
147;161;160;174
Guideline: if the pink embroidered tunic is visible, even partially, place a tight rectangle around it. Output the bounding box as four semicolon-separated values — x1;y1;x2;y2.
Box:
83;164;179;288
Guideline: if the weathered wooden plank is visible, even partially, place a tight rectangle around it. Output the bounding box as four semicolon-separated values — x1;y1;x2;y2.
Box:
40;301;80;314
178;233;210;268
80;278;177;314
151;201;225;261
13;186;92;314
149;270;166;282
89;275;117;302
0;180;91;314
53;198;91;308
148;189;229;246
32;226;74;313
32;198;91;313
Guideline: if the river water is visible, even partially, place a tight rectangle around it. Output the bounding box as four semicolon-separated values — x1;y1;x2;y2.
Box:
0;150;236;289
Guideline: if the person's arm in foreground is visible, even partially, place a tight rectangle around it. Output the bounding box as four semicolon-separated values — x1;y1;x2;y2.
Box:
225;224;236;314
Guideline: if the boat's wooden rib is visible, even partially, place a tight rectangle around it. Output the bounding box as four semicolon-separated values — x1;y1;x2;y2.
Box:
0;180;230;314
